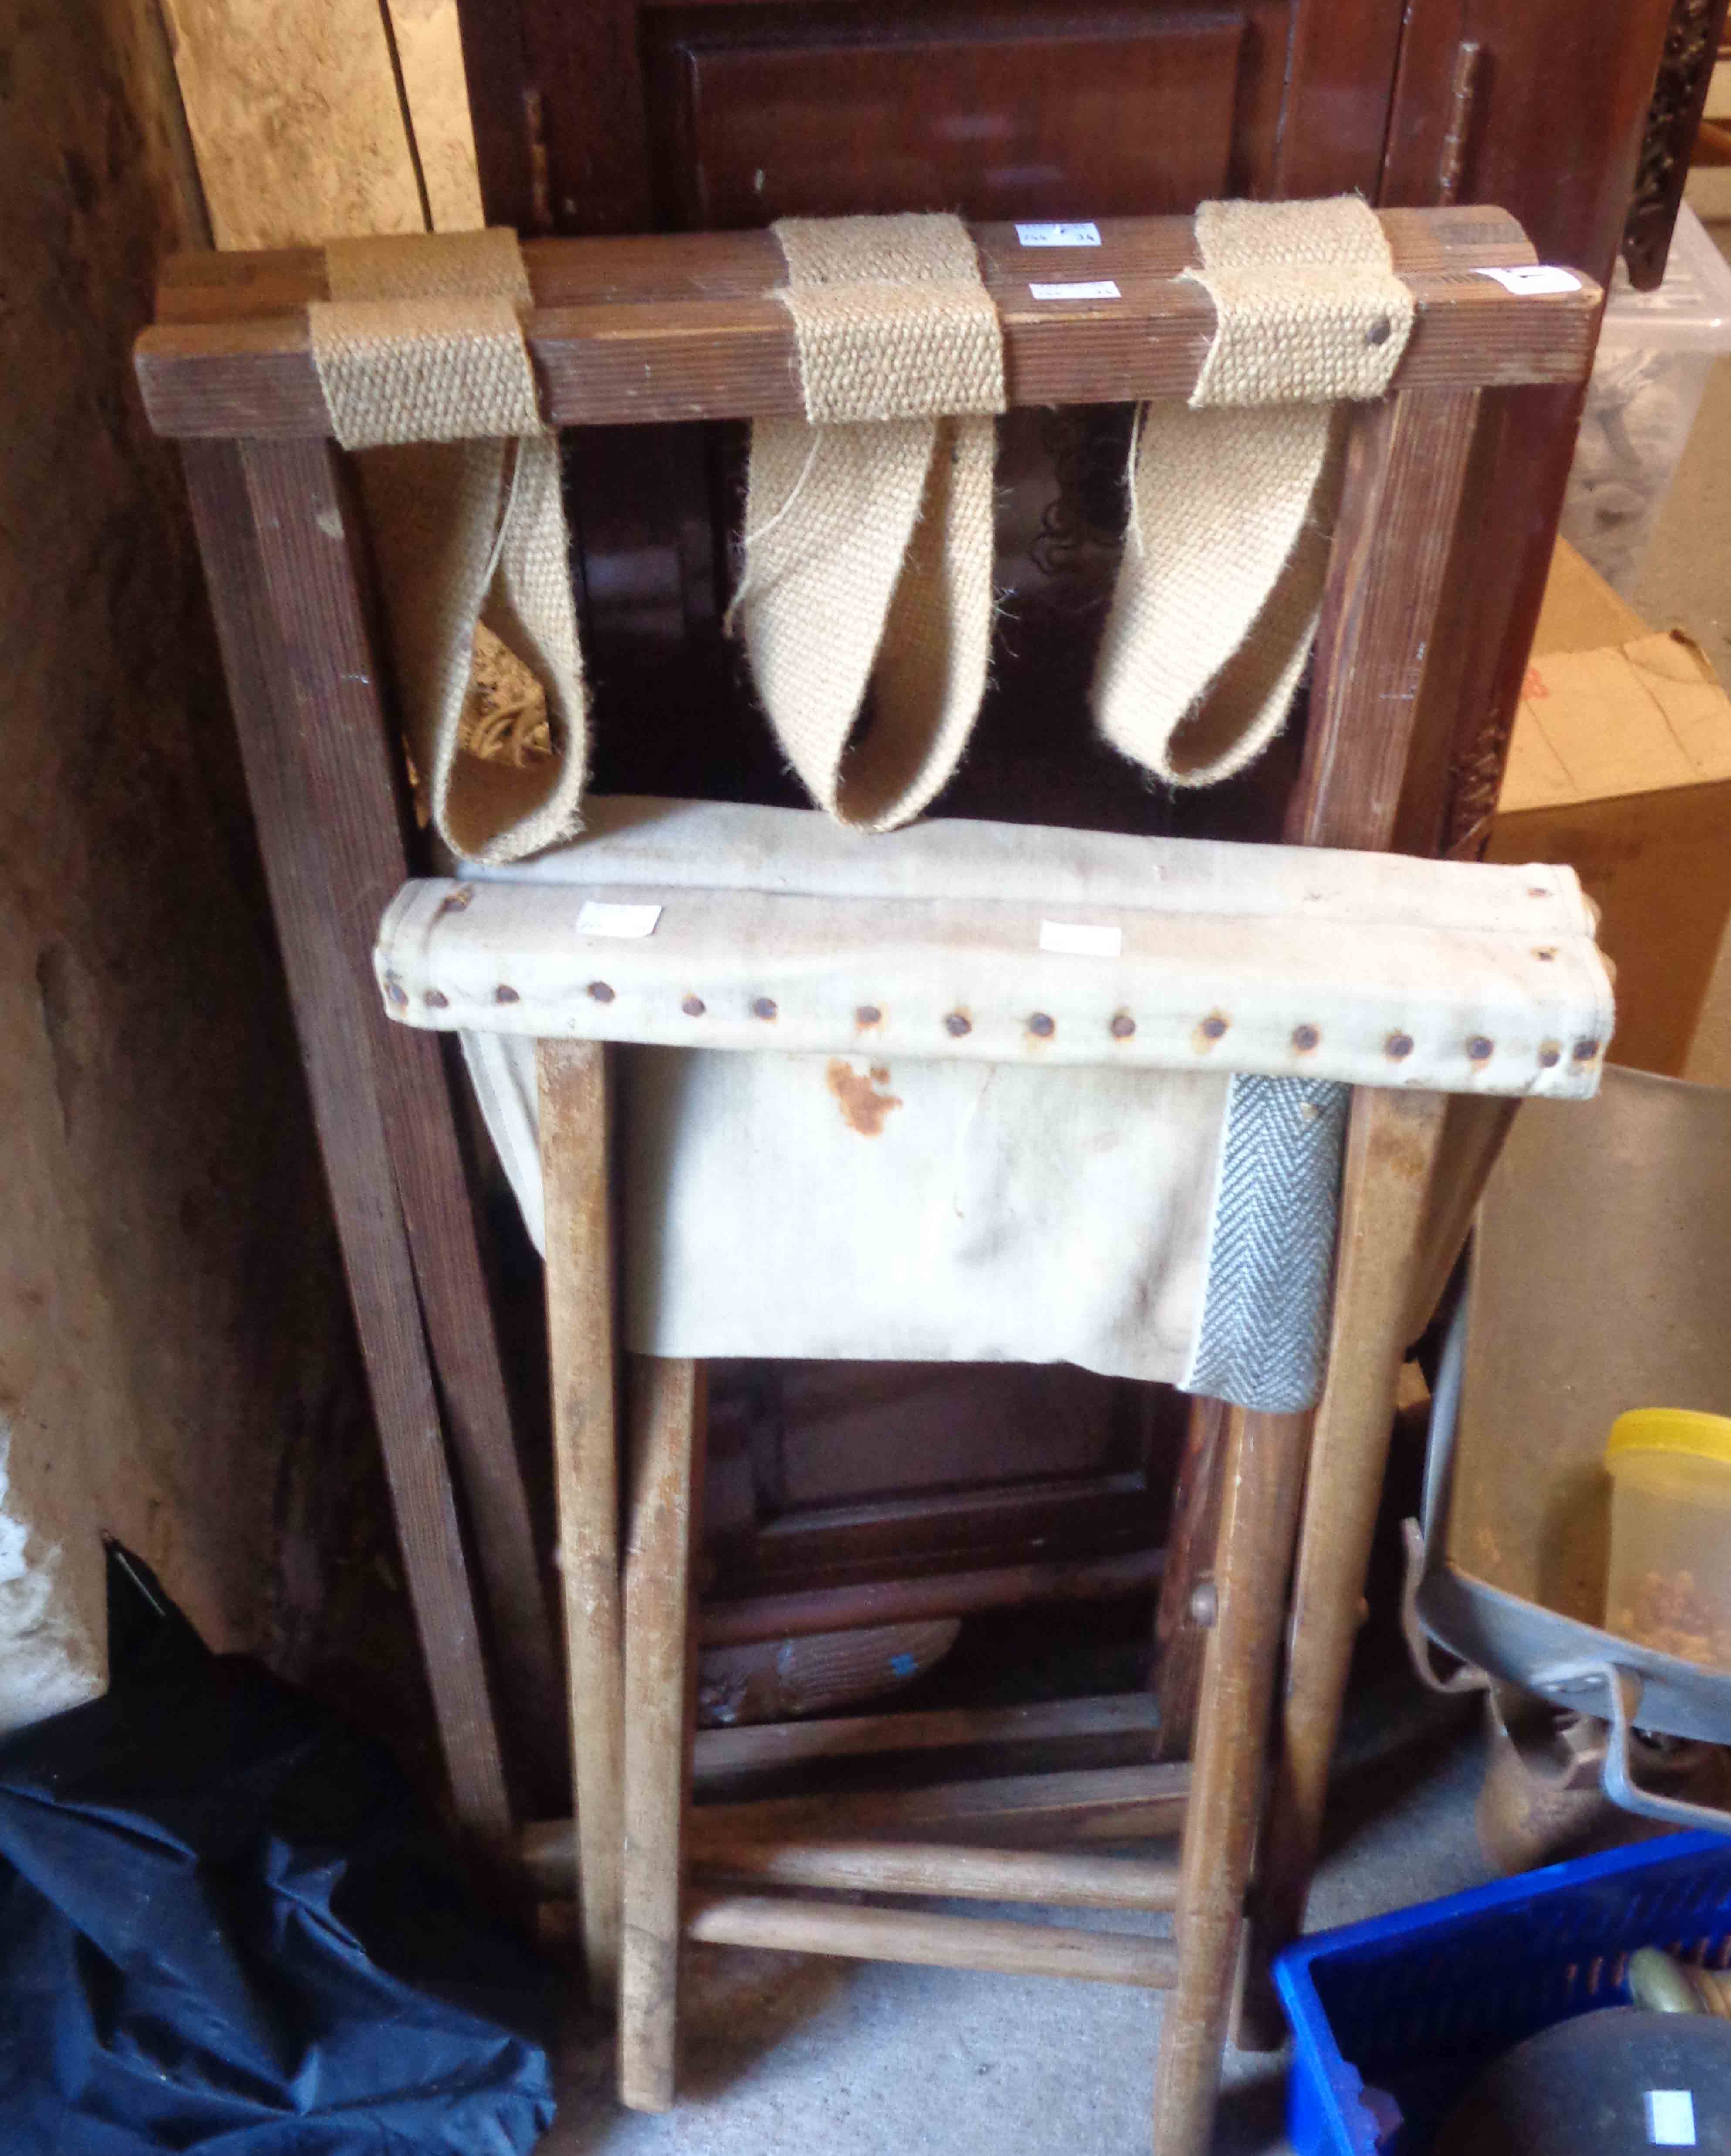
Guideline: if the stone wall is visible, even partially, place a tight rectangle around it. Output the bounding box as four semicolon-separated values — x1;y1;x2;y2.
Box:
0;0;368;1727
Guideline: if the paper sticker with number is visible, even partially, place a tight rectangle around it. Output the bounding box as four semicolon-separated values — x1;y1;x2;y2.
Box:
1040;919;1123;958
1474;265;1582;296
1028;280;1120;302
1646;2088;1697;2148
1016;221;1101;247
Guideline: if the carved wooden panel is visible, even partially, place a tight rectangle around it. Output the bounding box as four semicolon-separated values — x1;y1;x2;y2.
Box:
1622;0;1731;289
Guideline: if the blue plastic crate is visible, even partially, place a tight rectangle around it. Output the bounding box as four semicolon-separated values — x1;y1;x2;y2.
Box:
1274;1830;1731;2156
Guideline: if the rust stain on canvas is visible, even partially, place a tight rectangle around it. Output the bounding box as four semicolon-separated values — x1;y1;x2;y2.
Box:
825;1058;903;1137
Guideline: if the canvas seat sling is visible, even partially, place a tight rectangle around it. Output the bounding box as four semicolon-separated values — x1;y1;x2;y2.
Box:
309;227;588;866
1092;195;1413;785
729;213;1007;831
306;202;1412;853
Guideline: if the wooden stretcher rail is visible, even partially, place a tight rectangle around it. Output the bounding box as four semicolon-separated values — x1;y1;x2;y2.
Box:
136;208;1599;440
691;1837;1182;1911
699;1547;1164;1647
684;1892;1181;1988
692;1692;1162;1786
520;1762;1194;1893
694;1762;1196;1850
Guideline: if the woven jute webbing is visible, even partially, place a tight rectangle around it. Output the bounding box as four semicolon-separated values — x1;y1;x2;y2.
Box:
1093;197;1413;788
733;214;1006;831
310;229;587;865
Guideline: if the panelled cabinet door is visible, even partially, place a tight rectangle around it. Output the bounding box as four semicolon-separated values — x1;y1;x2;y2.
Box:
644;10;1255;229
448;0;1383;1531
518;1;1374;836
474;2;1332;237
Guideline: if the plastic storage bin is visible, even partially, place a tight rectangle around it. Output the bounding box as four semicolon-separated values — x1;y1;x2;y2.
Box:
1605;1409;1731;1673
1560;203;1731;595
1275;1830;1731;2156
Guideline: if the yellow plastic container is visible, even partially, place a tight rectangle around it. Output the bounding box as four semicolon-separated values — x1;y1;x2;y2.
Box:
1604;1409;1731;1671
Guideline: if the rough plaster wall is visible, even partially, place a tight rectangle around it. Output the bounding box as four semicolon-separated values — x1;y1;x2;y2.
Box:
386;0;485;233
0;0;360;1725
159;0;426;247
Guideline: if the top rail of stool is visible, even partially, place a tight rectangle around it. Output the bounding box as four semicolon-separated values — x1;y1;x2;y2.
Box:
136;207;1599;440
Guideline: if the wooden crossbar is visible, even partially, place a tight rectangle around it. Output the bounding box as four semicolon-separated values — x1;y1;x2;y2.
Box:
692;1693;1162;1786
691;1838;1182;1910
685;1892;1180;1988
521;1762;1195;1897
136;207;1598;439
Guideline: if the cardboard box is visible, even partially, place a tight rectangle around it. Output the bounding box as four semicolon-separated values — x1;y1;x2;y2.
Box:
1488;541;1731;1075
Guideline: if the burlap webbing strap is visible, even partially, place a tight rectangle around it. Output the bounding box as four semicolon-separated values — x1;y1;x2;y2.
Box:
1093;197;1413;788
733;214;1006;831
773;214;1005;424
309;230;587;865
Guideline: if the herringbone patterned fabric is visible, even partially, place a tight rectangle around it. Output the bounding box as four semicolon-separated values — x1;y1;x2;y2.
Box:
1183;1074;1349;1412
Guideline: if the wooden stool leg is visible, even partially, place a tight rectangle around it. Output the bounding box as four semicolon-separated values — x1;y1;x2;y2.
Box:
1151;1404;1310;2156
1152;1395;1230;1763
620;1356;705;2112
538;1040;624;2005
1246;1089;1452;1996
183;437;518;1848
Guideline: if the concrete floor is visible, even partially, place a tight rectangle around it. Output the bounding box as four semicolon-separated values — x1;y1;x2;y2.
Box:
539;222;1731;2156
544;1726;1486;2156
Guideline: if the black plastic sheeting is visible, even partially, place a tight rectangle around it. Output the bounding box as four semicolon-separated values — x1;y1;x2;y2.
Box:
0;1545;557;2153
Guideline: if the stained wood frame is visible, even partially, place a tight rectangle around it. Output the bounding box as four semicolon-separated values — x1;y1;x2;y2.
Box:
142;207;1592;441
572;1080;1450;2152
141;210;1598;2114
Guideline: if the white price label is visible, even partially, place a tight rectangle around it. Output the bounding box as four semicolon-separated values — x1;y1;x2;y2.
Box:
1016;221;1101;248
1028;279;1120;302
1039;919;1123;959
576;900;662;939
1474;264;1582;296
1647;2089;1697;2147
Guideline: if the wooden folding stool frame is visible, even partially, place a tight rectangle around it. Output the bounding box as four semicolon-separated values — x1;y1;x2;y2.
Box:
140;204;1603;2153
498;929;1571;2150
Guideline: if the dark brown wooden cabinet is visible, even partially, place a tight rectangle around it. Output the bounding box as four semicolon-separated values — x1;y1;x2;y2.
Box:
452;0;1675;1596
465;1;1403;236
1379;0;1683;856
645;12;1253;230
461;0;1675;860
